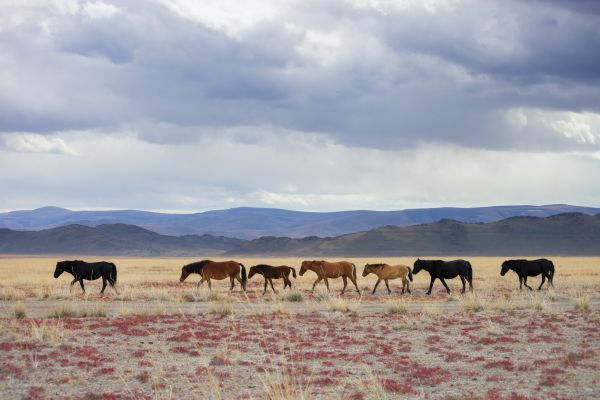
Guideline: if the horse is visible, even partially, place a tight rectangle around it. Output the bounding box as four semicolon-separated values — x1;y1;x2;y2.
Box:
500;259;555;290
179;260;247;291
299;260;361;296
412;259;473;295
248;264;297;294
362;263;413;295
54;260;118;294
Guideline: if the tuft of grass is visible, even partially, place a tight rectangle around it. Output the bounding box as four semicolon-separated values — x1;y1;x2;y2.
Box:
327;296;359;313
313;290;331;302
0;287;26;301
460;293;485;312
528;293;548;312
48;304;77;318
387;299;409;314
29;319;67;344
79;302;107;317
285;291;303;302
209;303;234;316
180;293;197;302
573;294;590;312
261;372;311;400
12;303;27;319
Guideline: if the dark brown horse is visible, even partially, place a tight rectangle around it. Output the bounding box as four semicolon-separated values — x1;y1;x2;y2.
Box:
179;260;247;291
248;264;296;294
299;260;360;296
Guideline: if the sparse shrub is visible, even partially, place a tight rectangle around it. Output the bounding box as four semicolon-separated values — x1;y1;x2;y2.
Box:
285;291;303;302
180;293;196;302
327;297;359;313
529;293;548;311
209;303;233;316
573;294;590;312
79;303;107;317
313;290;331;302
49;304;76;318
460;293;485;312
387;299;409;314
12;303;27;319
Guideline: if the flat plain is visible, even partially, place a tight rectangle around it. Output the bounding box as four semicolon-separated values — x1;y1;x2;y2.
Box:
0;256;599;399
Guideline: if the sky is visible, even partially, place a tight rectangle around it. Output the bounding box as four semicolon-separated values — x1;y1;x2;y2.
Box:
1;0;600;212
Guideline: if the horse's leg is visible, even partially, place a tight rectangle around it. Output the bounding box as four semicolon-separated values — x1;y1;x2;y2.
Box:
207;279;212;291
263;278;268;295
349;274;361;296
538;274;546;290
523;276;533;291
518;275;523;291
459;276;466;294
269;278;277;294
341;276;348;295
372;279;381;294
324;278;330;292
401;279;406;295
79;279;86;294
109;278;119;295
311;277;322;292
197;278;205;290
426;277;436;295
230;276;235;291
101;278;107;294
384;279;391;295
439;278;451;294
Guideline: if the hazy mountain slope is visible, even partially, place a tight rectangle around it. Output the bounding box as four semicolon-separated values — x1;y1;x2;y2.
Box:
227;213;600;256
1;204;599;239
0;224;243;256
1;213;599;257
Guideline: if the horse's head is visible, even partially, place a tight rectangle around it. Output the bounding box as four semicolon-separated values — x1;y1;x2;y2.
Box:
299;260;314;276
179;265;190;282
362;264;373;277
500;261;511;276
248;266;258;280
54;260;71;278
412;259;423;275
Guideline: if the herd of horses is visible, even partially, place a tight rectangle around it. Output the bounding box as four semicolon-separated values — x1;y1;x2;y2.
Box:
53;258;556;296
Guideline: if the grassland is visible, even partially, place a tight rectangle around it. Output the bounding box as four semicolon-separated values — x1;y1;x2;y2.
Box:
0;256;599;399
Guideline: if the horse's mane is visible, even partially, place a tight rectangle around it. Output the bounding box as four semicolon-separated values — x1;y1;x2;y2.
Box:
185;260;210;273
366;263;387;268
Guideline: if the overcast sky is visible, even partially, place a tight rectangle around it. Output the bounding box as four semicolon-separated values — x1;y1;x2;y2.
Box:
1;0;599;212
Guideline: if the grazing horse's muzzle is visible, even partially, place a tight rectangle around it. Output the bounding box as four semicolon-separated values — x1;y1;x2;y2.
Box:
53;268;62;279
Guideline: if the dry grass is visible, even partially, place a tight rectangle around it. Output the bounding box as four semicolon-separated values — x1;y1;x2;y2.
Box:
460;292;486;312
386;298;410;314
12;302;27;319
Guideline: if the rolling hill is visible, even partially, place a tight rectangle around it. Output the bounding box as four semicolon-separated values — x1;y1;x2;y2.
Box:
0;204;599;239
0;212;599;256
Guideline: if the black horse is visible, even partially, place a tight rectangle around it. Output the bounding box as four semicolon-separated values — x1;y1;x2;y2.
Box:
54;260;118;294
500;259;554;290
412;259;473;295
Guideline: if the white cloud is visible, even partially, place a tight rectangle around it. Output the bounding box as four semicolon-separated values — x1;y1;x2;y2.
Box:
0;133;76;154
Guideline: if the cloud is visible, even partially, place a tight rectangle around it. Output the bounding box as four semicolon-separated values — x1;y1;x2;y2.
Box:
0;0;599;153
0;133;76;154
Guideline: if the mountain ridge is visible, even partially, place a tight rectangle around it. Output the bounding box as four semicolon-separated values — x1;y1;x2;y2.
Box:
1;204;599;239
0;212;599;256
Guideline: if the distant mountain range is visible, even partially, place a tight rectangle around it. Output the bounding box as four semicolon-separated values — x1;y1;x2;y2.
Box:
1;204;598;239
1;212;599;256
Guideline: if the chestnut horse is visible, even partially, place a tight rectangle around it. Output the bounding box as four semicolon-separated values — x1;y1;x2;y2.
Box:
248;264;296;294
299;260;360;296
362;263;413;295
179;260;247;291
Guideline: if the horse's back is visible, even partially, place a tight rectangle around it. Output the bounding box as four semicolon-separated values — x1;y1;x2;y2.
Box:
203;260;241;279
322;261;354;277
380;264;409;279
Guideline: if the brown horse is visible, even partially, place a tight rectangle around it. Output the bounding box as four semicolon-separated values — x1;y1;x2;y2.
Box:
179;260;247;291
248;264;296;294
299;260;361;296
362;263;413;295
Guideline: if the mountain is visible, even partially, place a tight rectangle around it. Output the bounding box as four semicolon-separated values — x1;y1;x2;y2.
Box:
228;212;600;256
0;224;243;256
1;212;599;256
1;204;599;239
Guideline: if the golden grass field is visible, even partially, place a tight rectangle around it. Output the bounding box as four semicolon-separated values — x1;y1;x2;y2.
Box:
0;256;599;399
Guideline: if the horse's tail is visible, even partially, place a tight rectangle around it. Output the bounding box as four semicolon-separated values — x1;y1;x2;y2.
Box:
111;263;118;284
466;261;473;283
548;261;555;280
240;263;247;290
290;267;297;279
407;267;413;282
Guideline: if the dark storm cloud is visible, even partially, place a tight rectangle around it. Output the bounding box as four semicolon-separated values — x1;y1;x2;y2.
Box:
0;0;599;151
